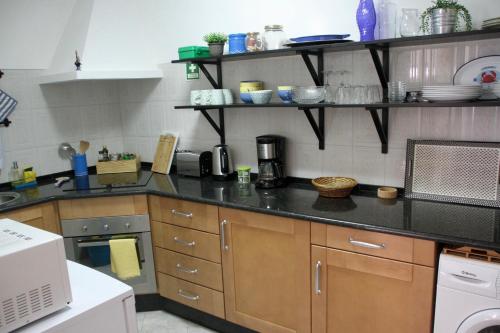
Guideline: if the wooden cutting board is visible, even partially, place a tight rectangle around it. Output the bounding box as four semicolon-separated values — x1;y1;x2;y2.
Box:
152;134;178;174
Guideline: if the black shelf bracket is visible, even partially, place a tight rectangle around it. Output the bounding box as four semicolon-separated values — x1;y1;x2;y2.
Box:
193;60;225;144
366;107;389;154
197;109;224;141
298;50;325;150
300;107;325;150
366;45;390;102
299;50;324;86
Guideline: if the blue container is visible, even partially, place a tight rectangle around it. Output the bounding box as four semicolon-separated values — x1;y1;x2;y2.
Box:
87;245;110;267
75;175;90;190
228;33;247;54
73;153;88;177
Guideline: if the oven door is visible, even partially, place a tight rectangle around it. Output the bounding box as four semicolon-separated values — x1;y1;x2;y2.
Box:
64;232;157;294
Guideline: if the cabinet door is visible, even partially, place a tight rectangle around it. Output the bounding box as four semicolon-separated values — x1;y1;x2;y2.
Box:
311;246;434;333
220;208;310;333
0;203;60;234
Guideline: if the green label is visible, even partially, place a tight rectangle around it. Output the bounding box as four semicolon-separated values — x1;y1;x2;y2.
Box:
186;63;200;80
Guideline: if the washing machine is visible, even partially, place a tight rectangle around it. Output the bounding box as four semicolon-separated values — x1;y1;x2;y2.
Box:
434;253;500;333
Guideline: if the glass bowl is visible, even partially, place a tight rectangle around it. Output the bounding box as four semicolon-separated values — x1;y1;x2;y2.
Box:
291;86;326;104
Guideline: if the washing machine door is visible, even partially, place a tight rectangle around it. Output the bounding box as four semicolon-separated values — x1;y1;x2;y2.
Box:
457;309;500;333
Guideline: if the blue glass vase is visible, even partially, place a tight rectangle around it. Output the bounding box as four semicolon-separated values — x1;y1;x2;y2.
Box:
357;0;377;41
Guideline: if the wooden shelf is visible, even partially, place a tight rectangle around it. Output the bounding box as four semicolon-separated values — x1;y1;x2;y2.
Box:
172;29;500;64
171;28;500;153
175;100;500;110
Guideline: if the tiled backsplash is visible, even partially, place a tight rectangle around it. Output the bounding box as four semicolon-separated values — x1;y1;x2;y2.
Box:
0;70;123;183
1;40;500;187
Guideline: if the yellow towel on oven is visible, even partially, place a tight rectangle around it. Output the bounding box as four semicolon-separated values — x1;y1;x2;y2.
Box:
109;238;140;280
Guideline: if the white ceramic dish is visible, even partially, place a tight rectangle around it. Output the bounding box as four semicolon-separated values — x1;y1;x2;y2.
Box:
453;55;500;100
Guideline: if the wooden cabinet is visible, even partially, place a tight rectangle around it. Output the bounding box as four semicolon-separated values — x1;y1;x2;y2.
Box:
311;224;436;333
0;202;60;234
149;196;224;318
219;208;311;333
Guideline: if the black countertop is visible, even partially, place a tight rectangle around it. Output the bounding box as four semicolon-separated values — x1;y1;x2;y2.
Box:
2;170;500;251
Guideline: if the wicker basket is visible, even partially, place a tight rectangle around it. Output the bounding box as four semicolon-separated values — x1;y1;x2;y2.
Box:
312;177;358;198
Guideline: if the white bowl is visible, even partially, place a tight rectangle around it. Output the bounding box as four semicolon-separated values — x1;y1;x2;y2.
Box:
249;90;273;104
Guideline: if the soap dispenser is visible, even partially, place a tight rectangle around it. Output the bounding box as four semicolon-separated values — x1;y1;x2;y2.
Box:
8;161;22;187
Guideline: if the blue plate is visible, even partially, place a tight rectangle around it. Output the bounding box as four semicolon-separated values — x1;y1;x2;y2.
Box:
290;34;350;43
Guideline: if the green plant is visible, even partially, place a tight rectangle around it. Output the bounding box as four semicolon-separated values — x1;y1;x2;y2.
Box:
421;0;472;33
203;32;227;44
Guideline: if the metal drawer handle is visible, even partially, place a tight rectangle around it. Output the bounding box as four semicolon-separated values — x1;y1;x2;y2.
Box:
315;261;322;295
176;263;198;274
173;236;196;247
220;220;229;251
171;209;193;219
177;289;200;301
348;237;385;250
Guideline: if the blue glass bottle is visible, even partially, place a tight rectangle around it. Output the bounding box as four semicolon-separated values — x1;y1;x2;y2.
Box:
357;0;377;41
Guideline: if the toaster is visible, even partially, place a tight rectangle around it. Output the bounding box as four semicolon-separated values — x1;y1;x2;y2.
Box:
176;150;212;177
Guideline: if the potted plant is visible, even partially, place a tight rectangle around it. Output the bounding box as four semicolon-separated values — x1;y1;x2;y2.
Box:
421;0;472;35
203;33;228;57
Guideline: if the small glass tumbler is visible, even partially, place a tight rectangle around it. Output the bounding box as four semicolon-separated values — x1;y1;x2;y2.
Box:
388;81;407;102
400;9;420;37
237;166;251;184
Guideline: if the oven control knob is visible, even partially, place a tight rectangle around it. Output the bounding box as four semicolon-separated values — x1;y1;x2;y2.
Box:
104;224;110;231
125;223;131;229
82;225;88;232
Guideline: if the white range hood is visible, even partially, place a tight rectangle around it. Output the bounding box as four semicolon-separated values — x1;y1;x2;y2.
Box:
39;0;163;84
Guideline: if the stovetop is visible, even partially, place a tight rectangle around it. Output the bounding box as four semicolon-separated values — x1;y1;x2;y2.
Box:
61;171;152;192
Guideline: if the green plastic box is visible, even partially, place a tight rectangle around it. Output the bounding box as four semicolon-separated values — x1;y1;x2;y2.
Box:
178;46;211;60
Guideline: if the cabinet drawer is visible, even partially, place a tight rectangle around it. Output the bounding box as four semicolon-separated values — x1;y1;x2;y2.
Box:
321;225;435;266
155;248;223;291
152;221;221;263
149;196;219;234
158;273;225;318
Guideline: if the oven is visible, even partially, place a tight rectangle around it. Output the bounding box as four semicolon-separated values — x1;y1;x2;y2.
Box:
62;214;157;295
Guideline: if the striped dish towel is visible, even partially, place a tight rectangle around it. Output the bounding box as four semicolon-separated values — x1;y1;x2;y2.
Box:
0;89;17;122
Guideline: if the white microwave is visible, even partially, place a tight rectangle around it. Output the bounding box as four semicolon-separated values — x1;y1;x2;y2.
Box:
0;219;72;333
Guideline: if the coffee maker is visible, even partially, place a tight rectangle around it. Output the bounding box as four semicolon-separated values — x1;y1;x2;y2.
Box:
255;135;286;188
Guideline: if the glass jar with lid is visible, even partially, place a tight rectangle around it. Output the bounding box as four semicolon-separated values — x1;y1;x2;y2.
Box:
263;25;287;50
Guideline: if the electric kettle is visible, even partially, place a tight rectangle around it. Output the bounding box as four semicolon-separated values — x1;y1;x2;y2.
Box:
212;144;235;180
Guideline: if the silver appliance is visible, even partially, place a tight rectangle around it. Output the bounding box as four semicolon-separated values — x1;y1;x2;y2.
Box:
62;215;156;295
256;135;287;188
212;144;235;180
176;150;212;177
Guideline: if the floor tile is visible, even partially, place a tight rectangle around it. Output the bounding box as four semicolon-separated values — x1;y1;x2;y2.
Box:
137;310;219;333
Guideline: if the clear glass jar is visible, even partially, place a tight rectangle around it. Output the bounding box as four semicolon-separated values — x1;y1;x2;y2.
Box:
377;0;397;39
400;8;420;37
263;25;287;50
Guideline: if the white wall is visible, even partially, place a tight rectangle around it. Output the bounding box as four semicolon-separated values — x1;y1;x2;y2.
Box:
0;0;76;69
118;0;500;187
0;71;123;183
2;0;500;187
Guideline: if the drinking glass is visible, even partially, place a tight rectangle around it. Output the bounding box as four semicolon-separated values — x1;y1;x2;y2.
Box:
400;9;421;37
388;81;407;102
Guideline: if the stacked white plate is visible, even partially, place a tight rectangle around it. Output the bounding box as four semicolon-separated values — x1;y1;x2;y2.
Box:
482;17;500;30
422;85;482;102
492;84;500;99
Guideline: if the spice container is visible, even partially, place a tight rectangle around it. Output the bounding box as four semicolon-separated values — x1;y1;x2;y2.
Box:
246;32;263;52
263;25;287;50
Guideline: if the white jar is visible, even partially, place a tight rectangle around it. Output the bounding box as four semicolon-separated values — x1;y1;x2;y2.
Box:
263;25;287;50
